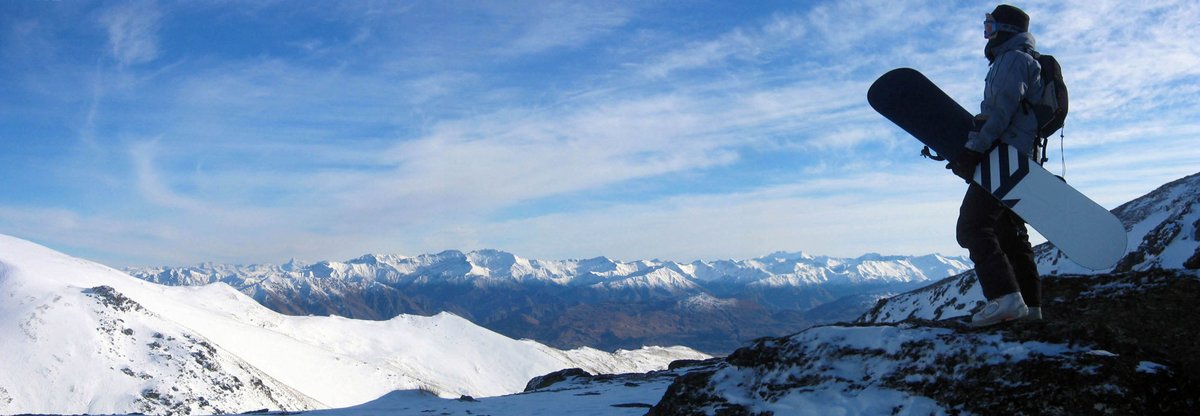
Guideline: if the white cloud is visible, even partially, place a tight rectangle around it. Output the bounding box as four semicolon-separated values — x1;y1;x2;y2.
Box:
97;1;162;67
638;13;809;79
503;2;632;55
129;140;207;212
4;0;1198;267
477;171;971;261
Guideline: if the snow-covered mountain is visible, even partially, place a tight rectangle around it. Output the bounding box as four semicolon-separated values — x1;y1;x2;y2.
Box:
129;250;968;294
293;171;1200;416
0;235;708;415
860;171;1200;324
304;269;1200;416
125;250;969;353
1041;171;1200;274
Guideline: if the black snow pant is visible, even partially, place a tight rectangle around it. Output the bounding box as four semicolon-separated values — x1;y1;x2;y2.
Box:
956;183;1041;306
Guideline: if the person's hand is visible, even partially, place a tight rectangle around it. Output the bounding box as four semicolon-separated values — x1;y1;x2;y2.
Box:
947;149;985;182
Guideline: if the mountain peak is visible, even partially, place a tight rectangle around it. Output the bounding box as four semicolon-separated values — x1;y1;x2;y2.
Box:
281;258;307;272
0;233;709;415
759;250;814;262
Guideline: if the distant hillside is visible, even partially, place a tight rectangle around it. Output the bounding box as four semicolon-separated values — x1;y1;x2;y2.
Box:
0;235;707;415
126;251;969;353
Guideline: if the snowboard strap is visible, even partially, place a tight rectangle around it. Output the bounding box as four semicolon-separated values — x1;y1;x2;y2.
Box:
920;146;946;161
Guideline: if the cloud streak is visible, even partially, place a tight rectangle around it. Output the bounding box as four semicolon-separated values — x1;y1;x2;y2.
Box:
0;0;1196;266
97;0;162;68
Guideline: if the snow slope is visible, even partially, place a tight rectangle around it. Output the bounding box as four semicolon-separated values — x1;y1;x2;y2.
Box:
666;325;1076;415
305;366;698;416
649;269;1200;415
1039;171;1200;275
861;171;1200;324
0;235;707;415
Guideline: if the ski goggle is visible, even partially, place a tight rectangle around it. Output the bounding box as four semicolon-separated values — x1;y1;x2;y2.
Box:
984;13;1024;38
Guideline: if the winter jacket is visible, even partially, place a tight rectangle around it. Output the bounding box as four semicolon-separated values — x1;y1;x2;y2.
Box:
965;32;1043;155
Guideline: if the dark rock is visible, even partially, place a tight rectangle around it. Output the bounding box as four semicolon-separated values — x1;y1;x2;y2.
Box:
667;358;719;370
84;286;146;312
648;369;764;416
524;367;592;392
652;270;1200;414
1185;245;1200;270
611;402;653;408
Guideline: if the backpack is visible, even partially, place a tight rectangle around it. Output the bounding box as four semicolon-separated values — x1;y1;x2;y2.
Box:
1025;51;1069;165
919;52;1070;167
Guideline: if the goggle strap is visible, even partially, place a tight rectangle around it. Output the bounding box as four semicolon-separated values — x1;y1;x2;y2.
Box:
992;22;1025;33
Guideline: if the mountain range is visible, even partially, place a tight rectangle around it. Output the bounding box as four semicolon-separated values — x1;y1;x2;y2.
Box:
317;171;1200;415
125;250;971;353
0;235;708;415
7;165;1196;415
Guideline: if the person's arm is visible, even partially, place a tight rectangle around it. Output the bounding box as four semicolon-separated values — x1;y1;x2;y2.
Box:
966;53;1030;152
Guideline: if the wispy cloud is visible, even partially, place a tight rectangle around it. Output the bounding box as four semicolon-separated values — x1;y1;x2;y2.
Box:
128;140;209;212
503;1;633;55
1;0;1197;266
478;170;972;261
96;1;162;68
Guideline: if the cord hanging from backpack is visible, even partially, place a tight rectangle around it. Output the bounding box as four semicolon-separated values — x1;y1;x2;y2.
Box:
1058;124;1066;179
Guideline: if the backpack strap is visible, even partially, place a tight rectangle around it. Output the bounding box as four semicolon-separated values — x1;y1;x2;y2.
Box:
1021;47;1051;165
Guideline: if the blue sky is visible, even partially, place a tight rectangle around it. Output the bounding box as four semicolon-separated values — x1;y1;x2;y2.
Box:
2;0;1198;267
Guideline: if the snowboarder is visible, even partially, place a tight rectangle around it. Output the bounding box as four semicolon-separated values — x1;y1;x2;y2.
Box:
947;5;1043;327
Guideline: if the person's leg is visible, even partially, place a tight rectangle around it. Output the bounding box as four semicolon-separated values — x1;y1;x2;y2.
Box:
998;210;1041;314
957;185;1020;300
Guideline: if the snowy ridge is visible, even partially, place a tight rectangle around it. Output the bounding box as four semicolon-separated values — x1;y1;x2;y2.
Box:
1039;171;1200;275
862;170;1200;324
122;246;970;354
0;235;708;415
129;250;969;293
124;249;969;353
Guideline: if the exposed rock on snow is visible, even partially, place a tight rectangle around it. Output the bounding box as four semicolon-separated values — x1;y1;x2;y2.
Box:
651;270;1200;415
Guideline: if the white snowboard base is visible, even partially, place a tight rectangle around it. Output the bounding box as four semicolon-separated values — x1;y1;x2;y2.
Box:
973;144;1126;270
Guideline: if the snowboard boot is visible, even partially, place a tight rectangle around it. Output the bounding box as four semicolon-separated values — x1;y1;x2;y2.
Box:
1025;307;1042;320
969;292;1029;328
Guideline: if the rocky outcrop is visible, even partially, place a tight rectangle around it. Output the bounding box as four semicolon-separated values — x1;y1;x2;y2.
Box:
650;270;1200;415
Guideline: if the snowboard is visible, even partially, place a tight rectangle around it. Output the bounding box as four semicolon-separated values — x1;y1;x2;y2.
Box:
867;67;1126;270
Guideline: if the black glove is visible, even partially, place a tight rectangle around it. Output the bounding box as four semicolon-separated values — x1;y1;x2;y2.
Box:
946;150;984;182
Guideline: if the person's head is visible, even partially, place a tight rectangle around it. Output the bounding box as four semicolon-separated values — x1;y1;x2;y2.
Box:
984;4;1029;39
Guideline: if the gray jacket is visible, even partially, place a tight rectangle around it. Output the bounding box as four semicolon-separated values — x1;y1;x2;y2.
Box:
965;32;1043;155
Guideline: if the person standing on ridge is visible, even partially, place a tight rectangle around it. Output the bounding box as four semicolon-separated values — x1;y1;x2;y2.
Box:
946;4;1044;327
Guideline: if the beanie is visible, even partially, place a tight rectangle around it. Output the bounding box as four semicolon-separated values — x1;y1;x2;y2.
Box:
991;4;1030;33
